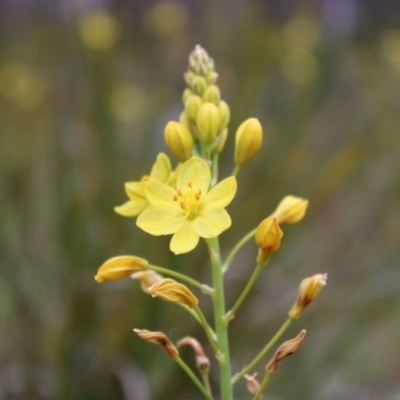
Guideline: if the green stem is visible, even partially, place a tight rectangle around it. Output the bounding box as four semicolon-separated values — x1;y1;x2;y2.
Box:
194;306;221;357
149;264;214;295
222;228;257;273
175;357;213;400
177;303;217;341
231;317;293;383
251;372;272;400
232;165;241;177
225;263;263;322
201;371;212;396
206;237;233;400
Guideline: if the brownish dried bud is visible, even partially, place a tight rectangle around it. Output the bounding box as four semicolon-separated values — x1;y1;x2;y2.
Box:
289;274;327;319
177;336;210;373
134;329;179;359
149;278;199;308
244;374;262;398
266;330;306;373
131;270;163;294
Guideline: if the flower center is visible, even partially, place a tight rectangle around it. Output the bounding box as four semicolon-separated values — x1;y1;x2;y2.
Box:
173;181;203;219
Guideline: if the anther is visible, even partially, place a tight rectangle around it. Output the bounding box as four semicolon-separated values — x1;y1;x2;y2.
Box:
180;201;186;209
188;182;193;188
177;189;183;196
195;193;200;200
173;195;178;201
197;189;202;196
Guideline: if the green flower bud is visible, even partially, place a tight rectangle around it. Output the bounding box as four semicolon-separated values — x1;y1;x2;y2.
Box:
196;103;221;144
164;121;193;162
191;76;207;95
184;71;196;86
182;88;193;104
202;85;220;104
211;128;228;154
234;118;263;166
218;100;230;129
185;94;203;122
206;71;218;85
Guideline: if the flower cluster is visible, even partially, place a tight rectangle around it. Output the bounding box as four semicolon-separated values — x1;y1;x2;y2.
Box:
94;45;327;400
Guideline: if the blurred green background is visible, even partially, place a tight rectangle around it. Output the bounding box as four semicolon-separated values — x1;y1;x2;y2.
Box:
1;1;400;399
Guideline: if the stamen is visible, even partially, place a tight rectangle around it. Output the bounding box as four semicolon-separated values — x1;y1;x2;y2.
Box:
173;195;178;201
197;189;202;196
177;189;183;196
188;181;193;188
195;193;200;200
180;201;186;209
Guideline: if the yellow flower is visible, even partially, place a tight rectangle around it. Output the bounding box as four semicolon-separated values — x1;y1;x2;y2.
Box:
114;153;177;217
137;157;237;254
272;195;309;224
95;255;149;282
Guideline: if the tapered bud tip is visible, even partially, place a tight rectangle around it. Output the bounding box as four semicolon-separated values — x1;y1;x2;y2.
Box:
202;85;220;103
149;278;199;308
196;102;221;144
134;329;179;359
273;195;309;224
185;94;203;122
234;118;263;166
95;255;149;283
289;274;327;319
266;330;306;373
164;121;193;163
255;216;284;265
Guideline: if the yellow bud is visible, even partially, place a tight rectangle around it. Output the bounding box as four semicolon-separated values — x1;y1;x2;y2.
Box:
182;88;193;103
255;216;283;265
273;195;309;224
131;270;163;294
218;100;230;129
184;70;196;86
185;94;203;121
196;102;221;144
211;128;228;154
289;274;327;319
149;278;199;308
191;76;207;95
206;71;218;85
234;118;263;166
202;85;220;103
266;330;306;373
134;329;179;359
95;255;149;283
179;111;195;136
177;336;210;373
164;121;193;162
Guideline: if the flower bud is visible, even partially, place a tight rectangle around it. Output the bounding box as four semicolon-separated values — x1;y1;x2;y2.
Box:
134;329;179;359
273;195;309;224
182;88;193;104
255;216;283;265
149;278;199;308
196;102;221;144
184;71;196;86
211;128;228;154
266;330;306;373
202;85;220;103
177;336;210;373
95;255;149;283
289;274;327;320
131;270;163;294
206;71;218;85
234;118;263;166
218;100;230;129
191;76;208;95
185;94;203;122
244;374;261;397
164;121;193;163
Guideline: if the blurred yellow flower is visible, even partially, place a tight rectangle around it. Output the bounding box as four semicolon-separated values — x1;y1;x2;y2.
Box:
115;153;177;217
137;157;237;254
78;11;120;51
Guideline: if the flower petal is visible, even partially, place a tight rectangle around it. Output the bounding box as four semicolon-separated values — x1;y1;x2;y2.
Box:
170;221;199;254
177;157;210;194
150;153;171;183
203;176;237;208
114;199;148;217
145;181;176;206
195;209;231;238
125;181;146;200
137;204;183;235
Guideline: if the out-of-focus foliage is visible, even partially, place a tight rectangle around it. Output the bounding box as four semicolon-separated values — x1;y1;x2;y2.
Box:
1;1;400;399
